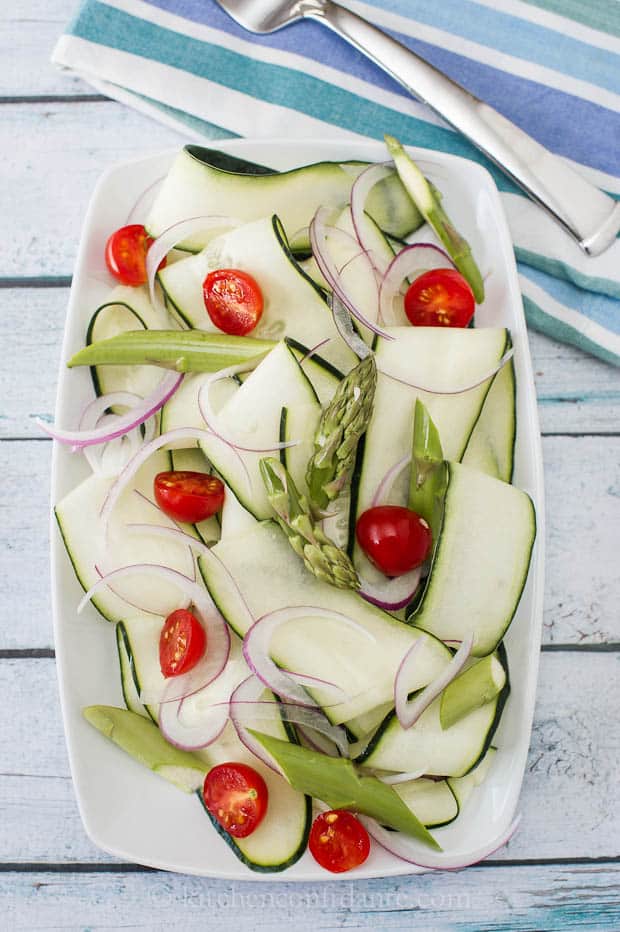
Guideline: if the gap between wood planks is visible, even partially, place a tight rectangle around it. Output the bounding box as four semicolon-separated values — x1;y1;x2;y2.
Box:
1;856;619;873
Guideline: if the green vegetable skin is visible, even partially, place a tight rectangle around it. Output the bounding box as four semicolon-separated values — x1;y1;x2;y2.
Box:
83;705;206;791
67;330;275;373
249;730;441;850
440;654;507;730
408;399;448;540
384;135;485;303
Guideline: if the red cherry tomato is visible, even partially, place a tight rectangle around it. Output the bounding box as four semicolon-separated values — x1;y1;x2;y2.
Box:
154;471;225;524
404;268;475;328
203;269;264;336
203;762;269;838
159;608;206;678
308;810;370;873
104;224;165;286
356;505;432;577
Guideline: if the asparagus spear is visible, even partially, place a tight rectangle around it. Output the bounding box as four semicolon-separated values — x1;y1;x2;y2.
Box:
67;329;275;373
384;135;485;303
260;457;360;590
408;399;448;540
306;354;377;511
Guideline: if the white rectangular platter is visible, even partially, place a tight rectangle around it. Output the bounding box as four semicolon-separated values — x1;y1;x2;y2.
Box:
51;138;545;880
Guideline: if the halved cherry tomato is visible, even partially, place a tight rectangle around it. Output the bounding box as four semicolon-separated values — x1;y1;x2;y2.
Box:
154;471;225;524
308;810;370;873
203;762;268;838
202;268;264;336
104;224;165;287
404;268;475;328
159;608;206;678
356;505;432;577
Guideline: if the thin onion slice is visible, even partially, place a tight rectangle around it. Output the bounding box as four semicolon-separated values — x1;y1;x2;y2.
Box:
350;162;394;275
362;814;521;871
377;768;428;785
94;563;169;616
77;563;230;704
395;634;474;729
38;371;183;449
229;675;285;774
359;566;422;612
159;694;229;751
146;215;242;312
125;174;166;225
310;207;391;340
197;364;299;454
378;348;514;396
371;454;411;508
243;606;376;708
379;243;454;325
331;294;372;360
296;725;341;758
298;337;332;365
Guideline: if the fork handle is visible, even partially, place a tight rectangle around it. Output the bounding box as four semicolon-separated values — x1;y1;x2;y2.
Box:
306;0;620;256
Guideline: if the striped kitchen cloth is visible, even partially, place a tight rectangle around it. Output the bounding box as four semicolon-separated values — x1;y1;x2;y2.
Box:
53;0;620;365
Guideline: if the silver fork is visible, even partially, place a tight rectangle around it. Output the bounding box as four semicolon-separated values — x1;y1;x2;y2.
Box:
214;0;620;257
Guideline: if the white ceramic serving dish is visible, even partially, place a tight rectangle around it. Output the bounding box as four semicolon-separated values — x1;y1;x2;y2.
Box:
50;138;545;880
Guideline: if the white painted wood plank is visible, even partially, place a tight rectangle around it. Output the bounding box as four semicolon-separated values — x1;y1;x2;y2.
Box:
0;653;618;865
1;289;618;439
2;437;618;650
1;864;619;932
0;0;97;97
0;102;185;280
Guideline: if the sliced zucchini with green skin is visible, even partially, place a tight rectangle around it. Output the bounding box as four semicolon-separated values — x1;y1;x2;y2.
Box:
286;337;343;405
83;705;206;792
448;747;497;809
116;622;151;720
358;649;509;776
461;356;516;482
199;520;452;725
393;777;459;828
351;327;509;573
281;403;321;500
345;701;394;742
157;216;358;375
117;616;166;723
410;462;536;656
199;343;321;519
87;284;178;401
54;450;195;622
145;146;423;253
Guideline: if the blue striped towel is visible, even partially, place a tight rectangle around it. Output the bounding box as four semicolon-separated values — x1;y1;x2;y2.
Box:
53;0;620;365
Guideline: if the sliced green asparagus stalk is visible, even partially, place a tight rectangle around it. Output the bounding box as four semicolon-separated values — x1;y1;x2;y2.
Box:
67;330;275;373
384;135;485;303
440;655;506;730
83;705;206;791
249;730;440;848
408;399;448;540
306;354;377;511
260;457;360;590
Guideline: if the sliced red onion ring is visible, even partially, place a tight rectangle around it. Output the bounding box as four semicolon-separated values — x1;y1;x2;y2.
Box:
371;454;411;508
395;634;474;729
146;215;242;312
379;244;454;325
38;371;183;449
197;364;299;454
159;695;229;751
331;294;373;360
125;174;166;225
359;566;422;612
77;563;230;704
310;207;391;340
378;348;514;396
243;606;376;708
377;768;428;785
361;814;521;871
296;725;341;758
350;162;394;275
99;426;239;530
78;393;156;478
229;675;283;773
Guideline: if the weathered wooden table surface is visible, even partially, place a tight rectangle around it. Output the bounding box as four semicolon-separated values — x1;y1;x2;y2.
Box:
1;3;619;930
